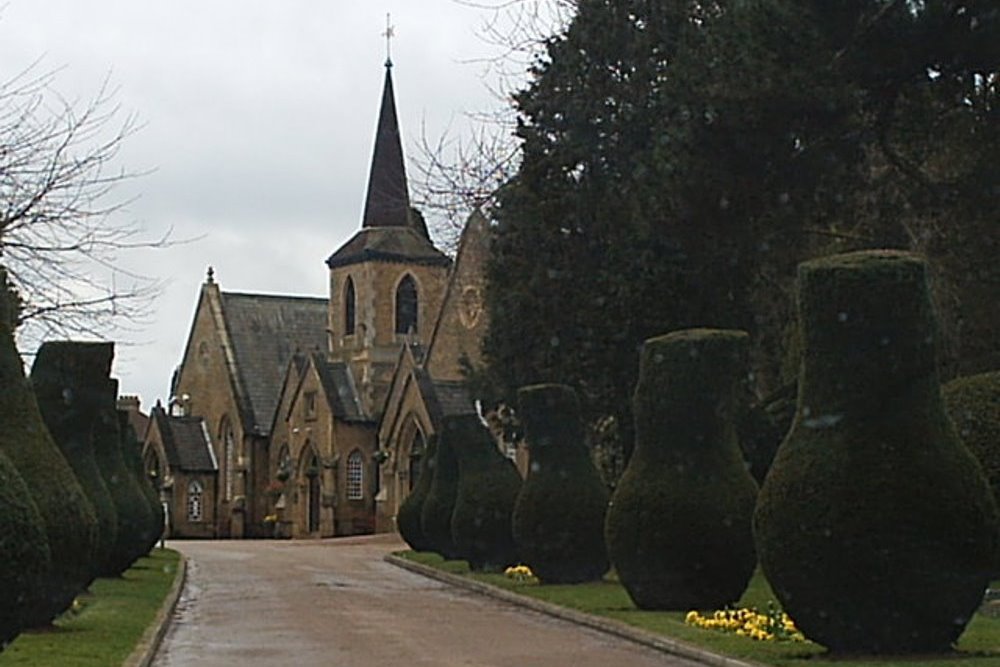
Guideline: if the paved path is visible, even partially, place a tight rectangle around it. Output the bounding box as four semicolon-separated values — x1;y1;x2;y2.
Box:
153;535;698;666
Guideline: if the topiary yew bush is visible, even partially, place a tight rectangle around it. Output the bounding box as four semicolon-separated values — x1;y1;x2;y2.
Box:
94;377;156;576
754;250;1000;654
512;383;609;584
31;341;119;582
420;429;462;560
397;436;438;553
0;449;50;647
606;329;758;610
449;414;521;571
943;372;1000;510
119;410;164;555
0;271;99;627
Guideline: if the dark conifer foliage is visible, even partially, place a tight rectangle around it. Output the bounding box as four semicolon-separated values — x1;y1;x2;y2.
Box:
0;271;99;627
118;411;164;555
754;251;1000;653
397;436;438;553
31;341;119;582
513;384;609;584
420;429;463;560
449;414;521;571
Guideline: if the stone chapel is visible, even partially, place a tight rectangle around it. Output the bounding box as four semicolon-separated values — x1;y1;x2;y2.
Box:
143;59;492;539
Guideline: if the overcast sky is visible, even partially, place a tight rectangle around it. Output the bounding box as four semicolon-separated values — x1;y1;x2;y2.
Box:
0;1;546;411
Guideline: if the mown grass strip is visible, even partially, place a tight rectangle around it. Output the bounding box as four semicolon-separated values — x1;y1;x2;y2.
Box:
400;551;1000;667
0;549;181;667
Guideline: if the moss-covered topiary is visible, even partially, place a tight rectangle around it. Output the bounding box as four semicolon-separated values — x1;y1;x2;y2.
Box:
449;414;521;572
513;384;609;584
118;410;164;556
0;272;99;627
606;329;758;610
94;378;155;576
31;341;119;584
0;449;51;647
754;250;1000;654
396;436;438;553
420;429;463;560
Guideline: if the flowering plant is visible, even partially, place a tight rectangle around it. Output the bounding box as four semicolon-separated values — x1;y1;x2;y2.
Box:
685;603;805;642
504;564;538;584
263;514;278;524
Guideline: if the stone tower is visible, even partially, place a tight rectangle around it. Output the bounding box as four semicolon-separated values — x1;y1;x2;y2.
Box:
326;60;450;418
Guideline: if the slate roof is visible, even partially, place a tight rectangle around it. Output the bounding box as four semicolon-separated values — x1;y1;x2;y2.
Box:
151;407;217;472
325;227;451;270
311;353;368;422
361;64;411;231
434;381;477;417
220;292;328;434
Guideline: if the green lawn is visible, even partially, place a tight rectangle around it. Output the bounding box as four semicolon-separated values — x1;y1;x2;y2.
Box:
0;549;181;667
400;552;1000;667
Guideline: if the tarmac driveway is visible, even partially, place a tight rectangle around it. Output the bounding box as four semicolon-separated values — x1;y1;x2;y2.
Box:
153;534;698;666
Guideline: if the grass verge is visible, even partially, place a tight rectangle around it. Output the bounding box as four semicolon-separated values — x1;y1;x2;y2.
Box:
399;551;1000;667
0;549;181;667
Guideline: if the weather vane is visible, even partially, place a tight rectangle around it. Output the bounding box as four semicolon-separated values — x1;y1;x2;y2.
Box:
382;13;395;67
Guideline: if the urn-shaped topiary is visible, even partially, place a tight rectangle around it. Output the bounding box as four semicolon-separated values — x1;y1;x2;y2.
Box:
943;372;1000;526
420;429;463;560
118;410;164;555
397;436;438;552
0;272;99;627
606;329;759;610
0;449;51;647
94;377;156;576
754;250;1000;654
449;414;522;571
512;384;609;584
31;341;119;581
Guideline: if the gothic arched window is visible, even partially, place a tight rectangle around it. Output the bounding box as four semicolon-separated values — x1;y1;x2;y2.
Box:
395;274;418;335
344;276;356;335
347;449;364;500
220;417;236;501
187;480;204;522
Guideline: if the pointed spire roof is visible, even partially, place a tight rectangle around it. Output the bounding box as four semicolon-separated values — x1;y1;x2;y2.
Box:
361;62;411;230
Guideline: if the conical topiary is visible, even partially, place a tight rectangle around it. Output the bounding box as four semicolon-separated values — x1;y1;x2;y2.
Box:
0;271;99;627
754;250;1000;654
0;449;51;648
397;436;438;552
94;377;155;576
31;341;119;583
118;410;163;555
606;329;758;610
449;414;521;572
420;429;463;560
512;384;609;584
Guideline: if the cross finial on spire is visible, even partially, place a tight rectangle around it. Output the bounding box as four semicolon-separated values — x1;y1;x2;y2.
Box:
382;13;395;67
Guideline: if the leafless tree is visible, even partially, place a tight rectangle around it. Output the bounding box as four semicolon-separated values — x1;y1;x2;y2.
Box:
410;0;574;250
0;63;170;347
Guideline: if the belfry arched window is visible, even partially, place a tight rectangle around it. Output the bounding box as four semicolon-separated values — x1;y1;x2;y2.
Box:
395;274;418;335
344;276;356;335
187;480;204;522
347;449;364;500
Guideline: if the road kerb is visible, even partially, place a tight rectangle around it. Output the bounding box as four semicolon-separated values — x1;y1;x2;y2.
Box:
123;553;188;667
385;554;766;667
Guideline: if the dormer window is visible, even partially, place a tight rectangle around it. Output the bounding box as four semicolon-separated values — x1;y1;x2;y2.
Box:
344;276;356;335
395;274;418;335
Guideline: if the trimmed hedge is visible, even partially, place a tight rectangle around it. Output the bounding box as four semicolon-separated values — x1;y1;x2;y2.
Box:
606;329;758;610
31;341;119;583
397;436;438;553
94;378;156;576
449;414;521;572
119;410;164;555
754;250;1000;654
943;372;1000;513
420;428;462;560
0;449;50;647
0;273;99;628
513;384;609;584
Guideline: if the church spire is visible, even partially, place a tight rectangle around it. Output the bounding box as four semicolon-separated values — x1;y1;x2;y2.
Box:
360;59;411;230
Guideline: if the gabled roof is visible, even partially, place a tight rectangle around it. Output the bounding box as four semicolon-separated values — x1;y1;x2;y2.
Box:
311;353;368;422
219;292;328;434
151;406;217;472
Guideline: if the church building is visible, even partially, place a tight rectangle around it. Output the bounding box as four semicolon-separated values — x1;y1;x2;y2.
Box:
146;57;491;539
